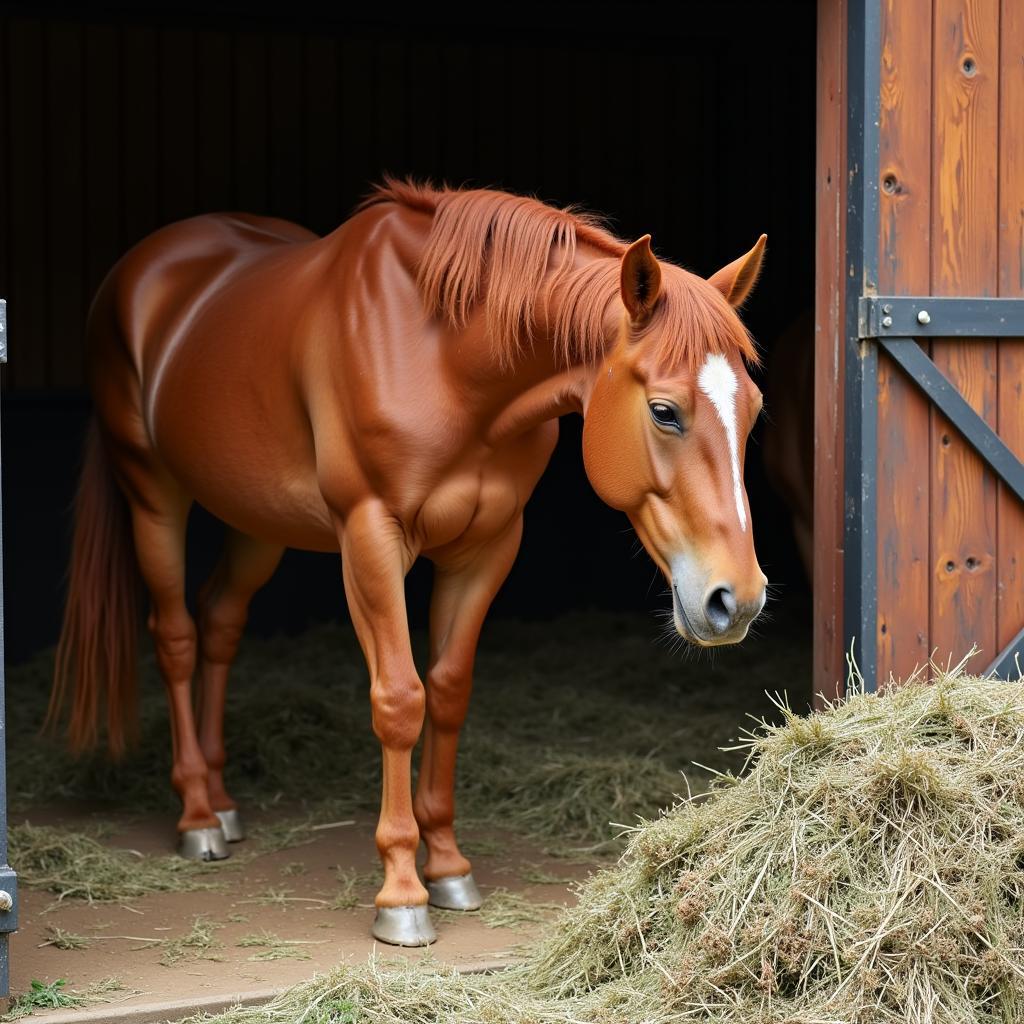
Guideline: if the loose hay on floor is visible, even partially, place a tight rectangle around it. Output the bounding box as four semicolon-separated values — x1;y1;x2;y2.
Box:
9;824;216;903
182;668;1024;1024
6;611;807;900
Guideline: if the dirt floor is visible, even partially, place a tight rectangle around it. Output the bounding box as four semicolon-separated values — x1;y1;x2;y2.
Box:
9;805;594;1022
2;607;812;1021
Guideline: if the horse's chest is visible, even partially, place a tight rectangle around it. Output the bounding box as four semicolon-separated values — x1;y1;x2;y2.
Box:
415;467;521;554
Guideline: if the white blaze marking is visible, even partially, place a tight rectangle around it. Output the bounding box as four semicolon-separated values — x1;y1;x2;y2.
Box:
697;354;746;531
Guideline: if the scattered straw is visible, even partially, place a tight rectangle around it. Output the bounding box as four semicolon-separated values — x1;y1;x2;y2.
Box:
38;926;90;950
478;889;564;930
10;824;216;902
236;931;323;961
176;669;1024;1024
158;916;224;967
329;868;381;911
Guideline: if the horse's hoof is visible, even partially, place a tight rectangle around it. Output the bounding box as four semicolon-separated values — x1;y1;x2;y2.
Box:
214;808;245;843
427;872;483;911
177;826;229;862
371;905;437;946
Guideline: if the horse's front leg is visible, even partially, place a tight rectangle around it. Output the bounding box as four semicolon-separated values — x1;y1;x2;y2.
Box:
337;503;432;945
415;518;523;911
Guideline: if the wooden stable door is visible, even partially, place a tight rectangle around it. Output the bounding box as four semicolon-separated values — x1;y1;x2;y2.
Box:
815;0;1024;700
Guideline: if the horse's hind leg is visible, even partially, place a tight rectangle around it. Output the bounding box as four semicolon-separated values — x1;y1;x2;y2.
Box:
196;530;284;841
130;499;228;861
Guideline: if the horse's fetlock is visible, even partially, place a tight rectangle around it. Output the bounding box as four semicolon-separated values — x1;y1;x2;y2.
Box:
376;818;420;856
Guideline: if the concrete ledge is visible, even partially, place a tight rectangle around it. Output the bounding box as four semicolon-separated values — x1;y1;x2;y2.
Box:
23;959;515;1024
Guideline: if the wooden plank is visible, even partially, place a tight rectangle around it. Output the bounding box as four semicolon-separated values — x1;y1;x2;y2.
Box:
929;0;999;675
875;0;932;686
0;18;8;361
7;17;48;389
538;44;571;204
268;30;304;223
440;42;478;185
473;42;507;188
45;21;86;389
303;33;339;234
157;26;197;225
374;37;409;181
813;0;846;704
338;35;374;206
232;31;269;214
84;23;122;302
997;0;1024;667
121;24;159;248
196;30;232;214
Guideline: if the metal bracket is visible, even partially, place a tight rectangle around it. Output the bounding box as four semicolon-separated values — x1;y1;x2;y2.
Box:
0;869;17;935
878;338;1024;505
986;625;1024;681
876;337;1024;680
860;296;1024;339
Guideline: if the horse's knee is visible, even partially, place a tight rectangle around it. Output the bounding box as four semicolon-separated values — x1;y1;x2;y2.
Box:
199;599;247;665
425;662;472;733
370;675;426;750
148;613;197;681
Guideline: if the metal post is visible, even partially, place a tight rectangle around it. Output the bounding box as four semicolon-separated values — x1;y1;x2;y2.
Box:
843;0;882;692
0;300;19;996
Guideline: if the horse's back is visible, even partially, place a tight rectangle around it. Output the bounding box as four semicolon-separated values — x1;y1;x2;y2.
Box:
89;213;316;383
86;212;328;533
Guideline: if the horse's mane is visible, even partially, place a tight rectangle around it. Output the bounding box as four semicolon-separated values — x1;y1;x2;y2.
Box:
361;177;758;372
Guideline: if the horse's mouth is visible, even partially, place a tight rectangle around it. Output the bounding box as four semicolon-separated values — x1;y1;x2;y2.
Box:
672;585;713;646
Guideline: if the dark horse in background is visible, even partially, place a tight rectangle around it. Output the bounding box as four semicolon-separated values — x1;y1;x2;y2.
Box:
49;179;769;945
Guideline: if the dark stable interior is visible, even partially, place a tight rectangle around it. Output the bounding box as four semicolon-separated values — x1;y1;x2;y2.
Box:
0;2;816;674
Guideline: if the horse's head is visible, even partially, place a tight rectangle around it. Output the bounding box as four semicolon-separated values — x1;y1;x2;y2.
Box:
582;235;768;646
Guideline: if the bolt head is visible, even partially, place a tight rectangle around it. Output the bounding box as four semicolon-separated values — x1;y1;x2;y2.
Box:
881;315;893;328
917;309;931;325
0;891;13;912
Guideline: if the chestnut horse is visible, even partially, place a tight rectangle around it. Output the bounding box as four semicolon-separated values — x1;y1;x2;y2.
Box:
49;180;768;945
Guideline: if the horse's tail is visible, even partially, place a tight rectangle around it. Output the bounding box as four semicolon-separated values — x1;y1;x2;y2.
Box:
48;421;140;758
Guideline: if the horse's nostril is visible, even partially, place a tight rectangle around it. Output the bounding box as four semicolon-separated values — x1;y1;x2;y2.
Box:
705;586;737;633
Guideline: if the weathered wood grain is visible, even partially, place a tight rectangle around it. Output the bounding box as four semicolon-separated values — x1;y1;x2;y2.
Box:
930;0;999;675
997;0;1024;667
876;0;932;686
813;0;846;705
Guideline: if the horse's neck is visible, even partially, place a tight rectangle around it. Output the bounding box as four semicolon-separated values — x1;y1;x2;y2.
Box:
483;249;617;440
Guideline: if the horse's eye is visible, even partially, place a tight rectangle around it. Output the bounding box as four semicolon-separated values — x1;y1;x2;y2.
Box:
649;402;681;431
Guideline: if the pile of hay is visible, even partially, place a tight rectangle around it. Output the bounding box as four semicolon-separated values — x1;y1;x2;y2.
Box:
185;668;1024;1024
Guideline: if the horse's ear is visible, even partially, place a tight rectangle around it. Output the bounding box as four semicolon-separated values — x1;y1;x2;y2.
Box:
708;234;767;307
620;235;662;325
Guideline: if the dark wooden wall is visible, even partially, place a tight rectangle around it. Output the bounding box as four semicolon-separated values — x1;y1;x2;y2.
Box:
0;4;817;663
0;4;815;391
